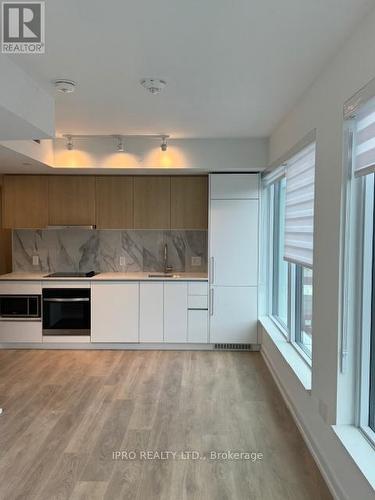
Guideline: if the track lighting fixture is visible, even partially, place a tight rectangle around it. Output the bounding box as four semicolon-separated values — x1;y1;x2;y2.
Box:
66;135;73;150
160;136;168;152
116;136;125;152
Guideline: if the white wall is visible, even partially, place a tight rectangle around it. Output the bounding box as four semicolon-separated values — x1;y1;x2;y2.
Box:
52;137;268;172
264;6;375;500
0;57;54;139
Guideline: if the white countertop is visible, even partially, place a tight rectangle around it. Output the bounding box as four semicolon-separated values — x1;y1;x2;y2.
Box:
0;272;208;282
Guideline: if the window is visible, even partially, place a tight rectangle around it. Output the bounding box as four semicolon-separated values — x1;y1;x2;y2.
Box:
263;141;316;362
343;83;375;445
271;178;289;328
358;172;375;441
295;265;313;357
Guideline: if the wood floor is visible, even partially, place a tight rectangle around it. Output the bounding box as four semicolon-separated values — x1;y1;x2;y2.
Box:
0;349;332;500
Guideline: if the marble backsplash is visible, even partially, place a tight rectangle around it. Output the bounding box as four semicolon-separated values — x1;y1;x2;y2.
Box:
12;229;208;274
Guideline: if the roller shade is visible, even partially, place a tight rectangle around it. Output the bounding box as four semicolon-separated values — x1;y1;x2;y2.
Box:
284;143;316;268
354;97;375;177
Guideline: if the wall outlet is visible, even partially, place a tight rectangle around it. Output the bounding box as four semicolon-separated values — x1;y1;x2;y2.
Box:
191;256;202;267
119;256;126;266
32;255;39;266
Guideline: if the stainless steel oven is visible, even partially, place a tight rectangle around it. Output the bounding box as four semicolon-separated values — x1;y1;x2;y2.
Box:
42;288;90;336
0;295;41;320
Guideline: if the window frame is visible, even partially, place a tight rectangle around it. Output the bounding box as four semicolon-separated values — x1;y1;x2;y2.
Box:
264;161;314;367
357;173;375;446
270;178;289;333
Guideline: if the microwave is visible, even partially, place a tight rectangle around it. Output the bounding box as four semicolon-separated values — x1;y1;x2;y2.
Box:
0;295;41;319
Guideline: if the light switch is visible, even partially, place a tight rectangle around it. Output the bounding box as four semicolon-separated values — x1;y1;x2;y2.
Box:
32;255;39;266
191;256;202;267
119;256;126;266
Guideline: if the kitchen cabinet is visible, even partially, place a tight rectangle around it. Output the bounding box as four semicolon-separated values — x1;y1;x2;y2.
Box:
210;199;258;286
209;174;259;344
171;176;208;229
91;282;139;342
133;176;171;229
2;175;48;228
188;310;208;343
209;286;258;343
48;176;96;226
139;282;164;342
210;173;259;200
164;282;188;342
95;176;133;229
0;321;42;343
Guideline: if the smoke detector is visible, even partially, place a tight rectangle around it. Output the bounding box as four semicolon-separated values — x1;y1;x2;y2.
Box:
54;79;77;94
140;78;167;95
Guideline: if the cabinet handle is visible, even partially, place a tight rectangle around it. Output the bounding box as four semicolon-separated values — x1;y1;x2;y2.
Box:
210;257;215;284
210;288;214;316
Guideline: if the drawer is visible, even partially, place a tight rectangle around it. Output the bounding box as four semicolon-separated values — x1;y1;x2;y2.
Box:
188;310;208;343
188;282;208;296
0;281;42;295
0;321;42;343
188;295;208;309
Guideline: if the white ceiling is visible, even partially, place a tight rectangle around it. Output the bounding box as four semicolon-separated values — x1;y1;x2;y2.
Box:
9;0;374;139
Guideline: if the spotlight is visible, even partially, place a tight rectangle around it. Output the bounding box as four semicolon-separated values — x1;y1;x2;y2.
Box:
116;136;125;152
66;135;73;150
161;136;168;152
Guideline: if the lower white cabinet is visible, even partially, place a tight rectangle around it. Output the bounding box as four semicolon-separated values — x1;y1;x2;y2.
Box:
188;310;208;342
91;282;139;342
209;286;258;343
0;321;42;343
140;282;164;342
164;282;188;342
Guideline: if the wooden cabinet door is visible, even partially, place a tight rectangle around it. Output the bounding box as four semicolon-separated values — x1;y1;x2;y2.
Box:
96;176;133;229
171;176;208;229
133;176;170;229
164;282;188;342
48;176;95;226
91;282;139;342
2;175;48;228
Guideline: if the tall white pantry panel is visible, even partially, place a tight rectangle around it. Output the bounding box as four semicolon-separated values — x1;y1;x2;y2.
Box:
209;174;259;344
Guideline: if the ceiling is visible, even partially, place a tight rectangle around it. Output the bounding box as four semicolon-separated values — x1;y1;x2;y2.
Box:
8;0;374;139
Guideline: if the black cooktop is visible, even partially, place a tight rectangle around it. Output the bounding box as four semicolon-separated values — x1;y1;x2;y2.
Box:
46;271;97;278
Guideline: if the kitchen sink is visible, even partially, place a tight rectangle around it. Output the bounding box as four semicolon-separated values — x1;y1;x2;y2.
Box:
148;273;180;278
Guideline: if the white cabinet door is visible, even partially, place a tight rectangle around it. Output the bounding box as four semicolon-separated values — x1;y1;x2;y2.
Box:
188;310;208;343
140;282;164;342
209;286;258;343
0;321;42;343
210;199;258;286
164;282;188;342
91;282;139;342
210;174;259;200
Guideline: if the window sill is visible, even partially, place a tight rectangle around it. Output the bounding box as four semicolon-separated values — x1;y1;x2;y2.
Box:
259;316;312;391
333;425;375;490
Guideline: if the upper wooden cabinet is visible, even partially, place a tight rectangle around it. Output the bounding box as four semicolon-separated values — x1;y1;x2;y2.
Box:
2;175;48;228
171;176;208;229
48;176;96;226
95;176;133;229
133;176;171;229
2;174;208;230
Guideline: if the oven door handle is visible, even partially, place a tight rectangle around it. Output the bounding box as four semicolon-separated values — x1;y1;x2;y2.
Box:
43;298;90;303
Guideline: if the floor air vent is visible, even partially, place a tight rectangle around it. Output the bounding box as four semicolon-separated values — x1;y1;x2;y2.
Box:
214;343;254;351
